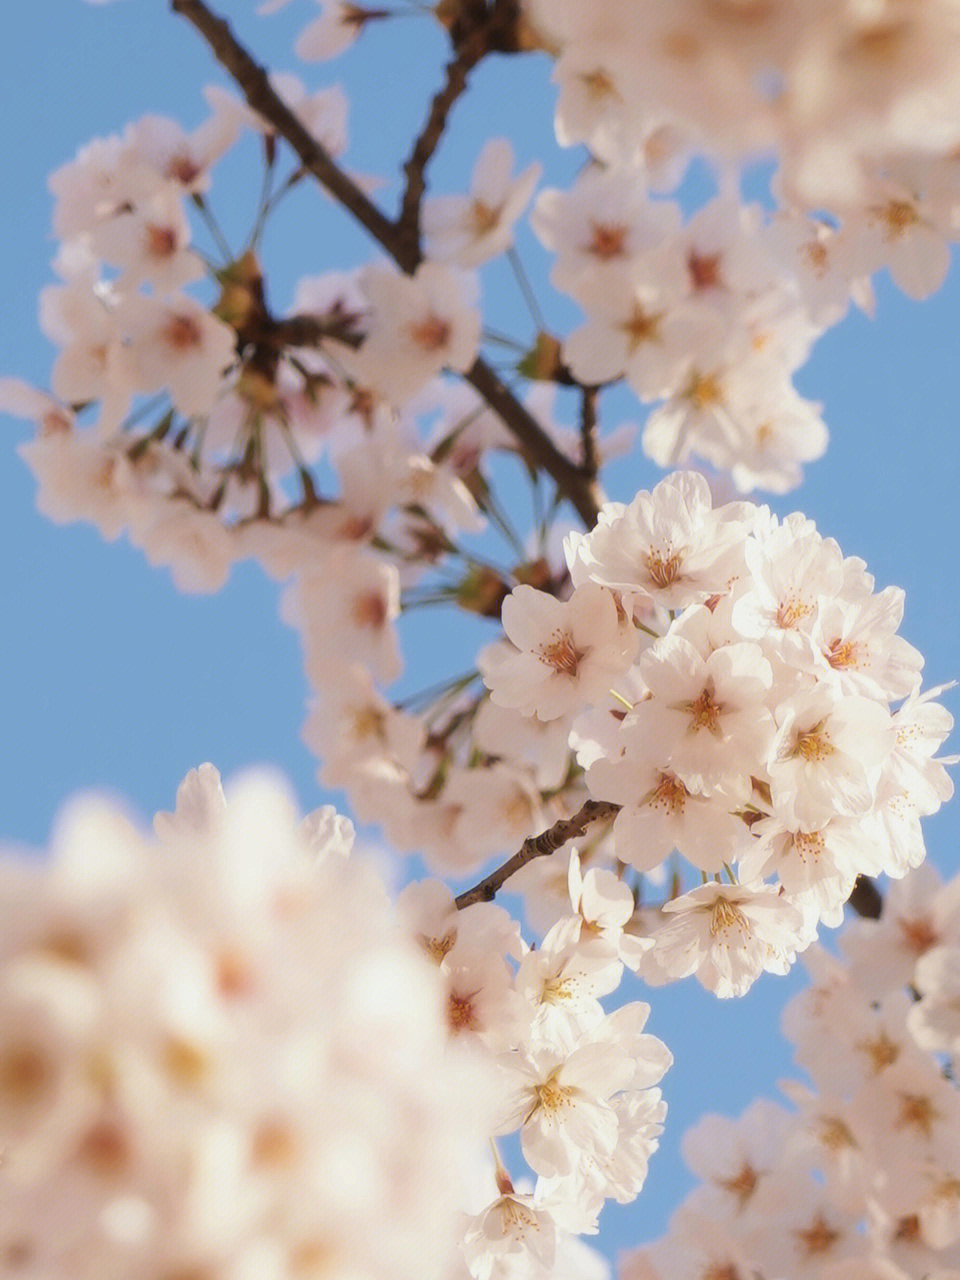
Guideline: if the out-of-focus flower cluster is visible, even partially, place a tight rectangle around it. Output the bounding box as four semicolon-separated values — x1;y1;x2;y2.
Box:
623;860;960;1280
0;769;674;1280
0;765;492;1280
483;471;954;996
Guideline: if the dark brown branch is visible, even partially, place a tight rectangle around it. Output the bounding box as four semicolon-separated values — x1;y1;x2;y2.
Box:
847;874;883;920
170;0;418;269
171;0;604;529
580;384;599;478
465;359;603;526
269;313;364;349
455;799;619;909
398;0;526;250
397;42;484;257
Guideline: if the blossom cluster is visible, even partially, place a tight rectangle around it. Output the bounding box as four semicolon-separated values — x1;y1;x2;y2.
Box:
0;765;488;1280
402;848;672;1276
624;859;960;1280
0;768;673;1280
482;471;954;995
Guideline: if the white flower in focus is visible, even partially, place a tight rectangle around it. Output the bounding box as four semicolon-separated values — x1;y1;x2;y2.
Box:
767;687;893;828
567;851;651;971
739;815;876;928
496;1035;648;1180
588;754;749;875
480;582;639;721
566;471;754;611
653;882;809;997
625;632;775;802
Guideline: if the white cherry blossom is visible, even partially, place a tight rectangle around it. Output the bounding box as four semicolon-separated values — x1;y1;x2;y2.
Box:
423;139;541;268
480;582;638;722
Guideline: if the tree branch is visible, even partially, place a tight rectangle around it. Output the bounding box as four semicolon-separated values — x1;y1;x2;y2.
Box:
397;38;485;257
171;0;410;264
580;384;599;478
454;799;619;909
465;359;603;525
847;874;883;920
170;0;604;527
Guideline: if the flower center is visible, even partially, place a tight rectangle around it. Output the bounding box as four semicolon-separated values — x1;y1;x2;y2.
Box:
0;1046;51;1106
896;1092;937;1134
710;896;748;936
775;597;813;629
145;223;178;259
790;721;835;762
621;302;663;347
682;686;724;734
447;992;479;1032
805;239;829;274
163;312;203;351
793;1214;841;1255
793;830;825;859
421;930;456;964
897;915;938;954
856;1031;900;1072
874;198;920;241
577;68;619;100
351;591;387;629
819;1115;856;1149
536;1075;572;1113
687;250;723;290
409;314;451;352
167;152;202;186
470;200;500;235
894;1214;920;1241
644;773;689;815
645;548;683;588
588;222;629;260
539;630;584;677
825;638;859;669
685;370;723;409
717;1162;757;1207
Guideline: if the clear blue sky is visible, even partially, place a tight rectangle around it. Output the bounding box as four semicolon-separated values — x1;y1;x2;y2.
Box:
2;0;959;1261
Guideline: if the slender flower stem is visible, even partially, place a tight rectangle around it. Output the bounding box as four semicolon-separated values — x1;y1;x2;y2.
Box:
507;245;547;332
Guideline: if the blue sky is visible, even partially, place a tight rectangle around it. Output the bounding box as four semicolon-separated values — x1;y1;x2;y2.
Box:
2;0;959;1260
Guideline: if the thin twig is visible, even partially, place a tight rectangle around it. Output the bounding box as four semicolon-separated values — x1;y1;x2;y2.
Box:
171;0;415;267
465;359;603;526
455;799;620;909
170;0;604;528
397;35;486;256
580;384;599;478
